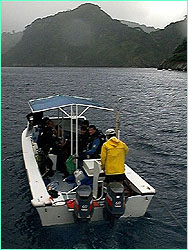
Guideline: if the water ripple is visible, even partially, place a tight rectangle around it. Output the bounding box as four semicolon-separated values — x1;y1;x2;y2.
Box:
1;67;187;249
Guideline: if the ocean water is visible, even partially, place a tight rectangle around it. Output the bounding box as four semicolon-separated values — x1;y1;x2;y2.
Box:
1;67;187;249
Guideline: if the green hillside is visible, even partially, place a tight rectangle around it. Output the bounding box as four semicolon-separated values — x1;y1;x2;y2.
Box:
158;38;187;71
2;3;187;68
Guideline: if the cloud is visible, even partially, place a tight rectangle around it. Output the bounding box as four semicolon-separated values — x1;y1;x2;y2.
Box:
1;1;187;32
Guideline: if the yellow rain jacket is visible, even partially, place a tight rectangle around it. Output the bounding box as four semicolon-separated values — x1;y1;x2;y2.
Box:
101;137;129;175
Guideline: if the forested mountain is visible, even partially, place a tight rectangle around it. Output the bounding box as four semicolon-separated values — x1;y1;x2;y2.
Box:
150;19;187;64
2;3;187;68
158;38;187;71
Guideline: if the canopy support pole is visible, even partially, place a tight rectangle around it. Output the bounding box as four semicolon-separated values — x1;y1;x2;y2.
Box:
59;107;71;118
78;106;90;118
71;105;73;155
57;109;60;137
76;105;79;169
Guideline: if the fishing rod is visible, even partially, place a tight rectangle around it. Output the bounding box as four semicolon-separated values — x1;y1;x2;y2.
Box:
115;97;125;138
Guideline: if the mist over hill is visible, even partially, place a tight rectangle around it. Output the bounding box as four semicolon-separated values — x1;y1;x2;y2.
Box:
2;31;23;54
120;20;159;33
2;3;187;69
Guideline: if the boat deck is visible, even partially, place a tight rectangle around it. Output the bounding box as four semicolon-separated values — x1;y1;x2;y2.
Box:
47;171;76;202
49;171;73;191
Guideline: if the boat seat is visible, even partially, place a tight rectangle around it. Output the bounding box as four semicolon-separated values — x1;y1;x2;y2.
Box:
48;154;57;171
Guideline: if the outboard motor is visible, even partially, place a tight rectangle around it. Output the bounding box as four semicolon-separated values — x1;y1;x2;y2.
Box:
74;185;94;222
105;182;125;222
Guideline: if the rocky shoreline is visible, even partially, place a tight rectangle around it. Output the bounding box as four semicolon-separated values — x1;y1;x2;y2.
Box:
158;38;187;72
158;60;187;71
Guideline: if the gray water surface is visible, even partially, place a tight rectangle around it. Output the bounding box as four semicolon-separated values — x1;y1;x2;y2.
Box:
1;67;187;249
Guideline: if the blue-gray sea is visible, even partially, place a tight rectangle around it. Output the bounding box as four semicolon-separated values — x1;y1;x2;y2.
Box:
1;67;187;249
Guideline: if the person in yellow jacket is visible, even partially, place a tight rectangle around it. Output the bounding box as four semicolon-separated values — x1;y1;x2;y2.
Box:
101;128;129;184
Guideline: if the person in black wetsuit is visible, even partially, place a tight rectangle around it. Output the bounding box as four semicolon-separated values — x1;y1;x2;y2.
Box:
78;126;89;155
79;125;103;160
26;111;43;126
37;119;54;154
81;120;89;129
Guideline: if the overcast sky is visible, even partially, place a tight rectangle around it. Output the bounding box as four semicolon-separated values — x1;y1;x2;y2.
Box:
1;1;187;33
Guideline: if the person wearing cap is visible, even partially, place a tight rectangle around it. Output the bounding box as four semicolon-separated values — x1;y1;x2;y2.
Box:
101;128;129;184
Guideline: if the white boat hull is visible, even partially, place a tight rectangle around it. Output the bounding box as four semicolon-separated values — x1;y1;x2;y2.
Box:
22;120;155;227
36;195;154;226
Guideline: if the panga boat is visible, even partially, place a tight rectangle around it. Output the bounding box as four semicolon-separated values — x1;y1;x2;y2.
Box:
22;95;155;226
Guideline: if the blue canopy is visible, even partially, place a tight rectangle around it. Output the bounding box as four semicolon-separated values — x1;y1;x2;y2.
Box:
29;95;112;113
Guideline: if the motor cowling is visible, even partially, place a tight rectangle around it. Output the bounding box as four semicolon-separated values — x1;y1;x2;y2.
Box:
105;182;125;218
74;185;94;221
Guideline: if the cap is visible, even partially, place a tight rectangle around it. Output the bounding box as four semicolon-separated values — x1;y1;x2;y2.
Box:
105;128;116;136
